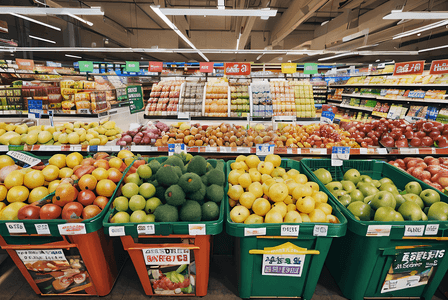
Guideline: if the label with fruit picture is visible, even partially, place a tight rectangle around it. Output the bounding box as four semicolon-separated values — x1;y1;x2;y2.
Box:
381;247;445;293
57;223;86;235
366;225;392;237
262;254;306;277
144;246;195;295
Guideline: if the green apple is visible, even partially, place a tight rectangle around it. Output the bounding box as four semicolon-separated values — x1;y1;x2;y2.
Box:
374;206;397;222
144;214;155;222
137;164;153;179
139;182;156;199
371;191;396;210
129;195;146;211
130;210;147;223
359;175;373;184
379;183;399;194
111;211;130;223
428;202;448;220
363;194;374;204
394;193;406;209
403;194;424;210
125;173;141;185
405;181;422;195
314;168;332;185
347;201;371;221
338;194;352;207
332;190;347;198
372;180;381;188
394;212;404;221
343;169;361;184
325;182;343;192
145;197;162;214
379;178;393;186
357;181;375;188
421;211;428;221
113;196;129;212
350;189;364;202
341;180;356;193
358;183;379;197
398;201;423;221
420;189;440;207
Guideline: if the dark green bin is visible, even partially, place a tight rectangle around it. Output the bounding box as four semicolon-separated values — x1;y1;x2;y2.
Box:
301;158;448;300
226;159;347;300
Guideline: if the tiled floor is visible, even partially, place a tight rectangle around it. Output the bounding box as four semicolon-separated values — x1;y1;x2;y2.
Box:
0;253;446;300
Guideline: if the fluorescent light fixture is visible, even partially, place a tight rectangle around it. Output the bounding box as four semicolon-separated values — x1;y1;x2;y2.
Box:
67;13;93;26
321;20;329;26
0;26;8;33
384;10;448;20
342;29;369;42
419;44;448;53
392;20;448;39
29;35;56;44
356;44;379;49
9;13;61;31
235;33;241;50
256;53;264;60
1;7;104;16
217;0;225;10
65;54;82;59
375;59;380;62
318;52;357;61
158;8;277;18
358;50;418;55
150;5;209;62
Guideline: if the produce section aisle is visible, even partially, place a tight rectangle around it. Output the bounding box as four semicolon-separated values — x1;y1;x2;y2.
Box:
0;254;445;300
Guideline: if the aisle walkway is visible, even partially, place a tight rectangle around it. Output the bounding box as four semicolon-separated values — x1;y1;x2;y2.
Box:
0;254;445;300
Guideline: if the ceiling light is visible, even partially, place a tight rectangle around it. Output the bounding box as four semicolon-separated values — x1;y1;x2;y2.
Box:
342;29;369;42
235;33;241;50
419;44;448;53
29;35;56;44
9;13;61;31
375;59;380;62
256;53;264;60
1;7;104;16
393;20;448;39
65;54;82;59
0;26;8;33
321;20;329;26
67;13;93;26
384;10;448;20
356;44;379;49
217;0;225;10
158;8;277;19
358;50;418;55
318;52;357;61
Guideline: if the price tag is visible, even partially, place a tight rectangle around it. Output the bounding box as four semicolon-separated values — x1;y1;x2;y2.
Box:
168;143;186;156
359;148;367;155
58;223;86;235
400;148;419;155
177;112;190;120
7;151;41;168
331;147;350;166
425;224;439;236
377;148;388;155
0;145;8;151
189;224;206;235
320;111;335;124
281;225;300;237
256;144;274;156
404;225;425;236
70;146;82;152
137;224;155;235
244;227;266;236
366;225;391;237
109;226;126;236
78;109;91;114
35;224;50;235
6;222;26;234
313;225;328;236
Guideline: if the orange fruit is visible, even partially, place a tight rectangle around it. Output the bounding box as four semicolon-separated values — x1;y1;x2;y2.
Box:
78;175;97;191
96;179;117;197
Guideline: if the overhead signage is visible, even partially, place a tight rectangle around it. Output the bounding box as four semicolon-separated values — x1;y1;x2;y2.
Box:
429;59;448;75
393;60;425;76
125;61;139;72
303;63;318;74
78;61;94;72
200;62;214;73
281;63;297;74
16;59;34;71
149;61;163;72
224;62;251;76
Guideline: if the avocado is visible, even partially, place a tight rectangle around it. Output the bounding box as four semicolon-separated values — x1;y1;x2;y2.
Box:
173;166;183;178
206;169;225;186
179;200;202;222
201;174;208;186
165;185;186;207
154;183;167;203
206;162;213;172
155;165;179;187
178;173;202;193
164;155;185;168
202;201;220;221
186;156;207;176
154;204;178;222
148;159;162;175
206;184;224;203
188;183;206;203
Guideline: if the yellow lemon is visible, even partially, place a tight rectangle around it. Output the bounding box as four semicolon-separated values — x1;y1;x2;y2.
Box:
272;202;287;217
49;154;66;169
24;170;45;189
0;185;7;201
42;165;60;182
4;171;24;189
248;182;263;198
7;186;29;202
239;192;256;209
238;173;252;189
29;186;49;203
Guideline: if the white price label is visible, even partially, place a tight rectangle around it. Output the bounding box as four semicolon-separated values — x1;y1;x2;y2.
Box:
400;148;419;155
281;225;300;237
168;143;186;156
16;249;67;262
359;148;367;155
177;112;190;120
366;225;391;237
6;222;26;234
58;223;86;235
377;148;388;155
244;227;266;236
404;225;425;236
70;146;82;152
109;226;125;236
6;151;41;168
313;225;328;236
425;224;439;236
311;149;327;155
189;224;206;235
256;144;274;156
35;224;50;235
137;224;155;235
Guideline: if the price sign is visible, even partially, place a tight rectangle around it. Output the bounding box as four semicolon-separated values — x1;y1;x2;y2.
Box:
425;224;439;236
200;62;214;73
224;62;251;76
6;222;26;234
57;223;86;235
262;253;305;277
142;248;190;265
78;61;94;72
189;224;206;235
168;143;186;156
304;63;318;75
393;61;425;76
137;224;155;235
366;225;391;237
281;225;300;236
320;111;335;124
244;227;266;236
404;225;425;237
256;143;274;156
127;85;144;114
28;99;43;118
16;58;34;71
109;226;126;236
7;151;41;168
313;225;328;237
430;59;448;75
177;112;190;120
408;91;426;98
125;61;140;72
35;224;50;235
331;146;350;166
149;61;163;72
281;63;297;74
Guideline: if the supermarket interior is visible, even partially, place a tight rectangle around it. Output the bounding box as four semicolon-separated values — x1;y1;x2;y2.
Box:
3;0;448;299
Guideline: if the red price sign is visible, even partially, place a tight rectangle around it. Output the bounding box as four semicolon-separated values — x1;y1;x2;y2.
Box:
200;62;214;73
16;59;34;71
393;61;425;76
149;61;163;72
430;59;448;75
224;62;251;75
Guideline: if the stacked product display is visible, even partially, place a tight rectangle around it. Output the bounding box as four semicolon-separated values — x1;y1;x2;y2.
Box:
291;81;316;118
146;80;183;116
251;81;273;118
229;82;250;117
204;79;228;117
178;81;205;117
270;81;295;116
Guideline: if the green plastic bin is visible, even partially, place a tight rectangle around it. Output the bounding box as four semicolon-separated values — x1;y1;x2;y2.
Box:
301;159;448;300
226;159;347;300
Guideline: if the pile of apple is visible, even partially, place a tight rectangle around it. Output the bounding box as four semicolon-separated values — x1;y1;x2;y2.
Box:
228;154;339;224
388;156;448;191
0;150;142;221
313;168;446;222
116;121;168;146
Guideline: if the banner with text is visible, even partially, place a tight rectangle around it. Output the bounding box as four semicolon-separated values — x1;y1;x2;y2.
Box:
393;61;425;76
200;62;214;73
149;61;163;72
16;59;34;71
430;59;448;75
224;62;251;75
281;63;297;74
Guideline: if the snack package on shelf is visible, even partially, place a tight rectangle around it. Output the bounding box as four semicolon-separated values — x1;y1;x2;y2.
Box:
90;91;110;113
178;81;205;117
145;80;183;116
425;90;447;100
270;80;295;116
229;81;250;117
204;78;228;117
251;81;273;118
74;92;91;113
291;81;316;118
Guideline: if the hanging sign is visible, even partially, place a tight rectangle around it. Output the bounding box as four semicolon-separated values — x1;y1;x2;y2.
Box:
149;61;163;72
78;61;94;72
125;61;140;72
127;85;144;114
304;63;318;74
429;59;448;75
200;62;214;73
393;61;425;76
224;62;251;75
16;59;34;71
281;63;297;74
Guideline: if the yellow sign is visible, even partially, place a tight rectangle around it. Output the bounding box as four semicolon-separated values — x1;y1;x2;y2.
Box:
249;242;320;255
281;63;297;74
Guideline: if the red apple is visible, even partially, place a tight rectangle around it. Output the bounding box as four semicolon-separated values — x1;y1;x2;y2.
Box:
415;131;426;139
410;137;422;148
380;136;395;147
437;136;448;148
40;204;62;220
422;136;434;147
77;190;96;206
422;122;434;132
415;162;428;169
429;130;441;140
395;139;409;148
424;156;435;164
404;131;414;139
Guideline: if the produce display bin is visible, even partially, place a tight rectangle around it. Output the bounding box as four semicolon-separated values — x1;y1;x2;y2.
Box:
302;158;448;300
102;157;225;296
225;159;347;300
0;152;133;296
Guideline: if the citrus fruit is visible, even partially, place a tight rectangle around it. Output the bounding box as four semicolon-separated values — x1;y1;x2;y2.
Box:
294;174;308;184
49;154;66;169
248;182;263;198
265;209;283;223
245;155;261;169
309;208;327;222
59;167;74;179
92;168;109;180
96;179;116;197
238;173;252;189
24;170;45;189
29;187;49;203
292;185;313;199
117;150;134;159
272;202;287;217
265;154;281;167
0;185;7;201
42;165;60;182
4;171;24;189
0;155;14;169
121;182;139;198
108;157;123;169
48;180;61;193
66;152;82;168
252;198;271;216
316;202;332;215
7;186;29;202
239;192;256;209
268;182;288;202
78;175;97;190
